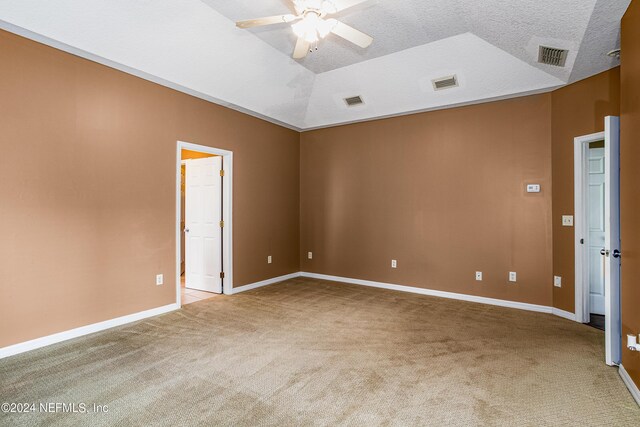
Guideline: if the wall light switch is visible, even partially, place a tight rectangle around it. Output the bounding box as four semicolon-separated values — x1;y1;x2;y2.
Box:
308;252;313;260
391;260;397;268
267;256;272;264
562;215;574;227
554;276;562;288
509;272;517;282
526;184;541;193
156;274;163;286
475;271;483;281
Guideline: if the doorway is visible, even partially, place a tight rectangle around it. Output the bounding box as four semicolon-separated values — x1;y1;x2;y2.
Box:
574;116;621;366
587;140;605;322
176;141;233;307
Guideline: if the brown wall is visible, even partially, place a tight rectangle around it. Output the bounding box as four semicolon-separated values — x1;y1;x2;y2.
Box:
550;68;621;312
621;0;640;390
301;95;554;306
298;68;621;315
0;30;300;347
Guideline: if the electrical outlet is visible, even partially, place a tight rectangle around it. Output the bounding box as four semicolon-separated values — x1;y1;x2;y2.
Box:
391;260;397;268
475;271;483;281
267;256;272;264
509;272;517;282
156;274;163;286
554;276;562;288
308;252;313;259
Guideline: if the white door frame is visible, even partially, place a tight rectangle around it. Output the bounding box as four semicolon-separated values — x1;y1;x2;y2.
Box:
176;141;233;305
574;130;605;324
574;117;622;367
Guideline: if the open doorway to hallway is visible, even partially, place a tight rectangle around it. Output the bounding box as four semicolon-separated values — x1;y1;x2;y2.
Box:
586;140;605;330
176;142;234;306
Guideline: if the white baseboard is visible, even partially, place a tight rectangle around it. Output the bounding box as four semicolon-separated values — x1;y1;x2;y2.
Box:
619;364;640;406
301;272;554;314
232;272;302;294
0;272;576;359
551;308;576;321
0;303;179;359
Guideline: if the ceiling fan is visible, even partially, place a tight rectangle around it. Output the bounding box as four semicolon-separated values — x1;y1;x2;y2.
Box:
236;0;373;59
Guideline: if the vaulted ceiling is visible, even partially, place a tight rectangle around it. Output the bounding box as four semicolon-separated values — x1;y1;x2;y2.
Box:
0;0;630;130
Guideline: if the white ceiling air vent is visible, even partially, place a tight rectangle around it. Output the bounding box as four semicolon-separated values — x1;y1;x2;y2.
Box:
538;46;569;67
344;96;364;107
431;75;458;91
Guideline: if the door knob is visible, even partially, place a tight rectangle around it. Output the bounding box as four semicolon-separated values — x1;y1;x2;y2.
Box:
184;228;190;233
600;248;610;256
613;249;621;258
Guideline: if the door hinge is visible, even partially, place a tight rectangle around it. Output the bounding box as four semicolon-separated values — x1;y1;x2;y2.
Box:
219;220;224;228
220;170;225;177
220;272;225;279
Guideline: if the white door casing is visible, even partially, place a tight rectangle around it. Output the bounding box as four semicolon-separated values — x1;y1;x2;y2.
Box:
604;116;621;366
185;156;222;293
588;146;605;315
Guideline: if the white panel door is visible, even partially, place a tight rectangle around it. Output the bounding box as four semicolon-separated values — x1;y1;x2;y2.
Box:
185;157;222;293
604;116;621;366
588;147;605;315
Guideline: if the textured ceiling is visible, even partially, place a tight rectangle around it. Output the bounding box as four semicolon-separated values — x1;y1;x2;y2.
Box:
205;0;603;80
0;0;630;130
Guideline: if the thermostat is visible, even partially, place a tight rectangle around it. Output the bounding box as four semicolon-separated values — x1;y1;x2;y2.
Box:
526;184;541;193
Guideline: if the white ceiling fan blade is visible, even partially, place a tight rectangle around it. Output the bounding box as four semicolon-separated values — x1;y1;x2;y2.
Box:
330;20;373;48
331;0;368;13
293;37;311;59
236;14;298;29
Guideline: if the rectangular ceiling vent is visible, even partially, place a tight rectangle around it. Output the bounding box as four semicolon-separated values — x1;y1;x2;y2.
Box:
431;75;458;91
344;95;364;107
538;46;569;67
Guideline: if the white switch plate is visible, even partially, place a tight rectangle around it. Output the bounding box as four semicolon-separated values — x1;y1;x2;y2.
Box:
308;252;313;259
526;184;541;193
475;271;482;281
156;274;163;286
509;272;517;282
267;256;272;264
554;276;562;288
562;215;574;227
391;260;397;268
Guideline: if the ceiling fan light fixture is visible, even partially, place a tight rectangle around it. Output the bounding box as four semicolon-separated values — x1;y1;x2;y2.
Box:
292;11;336;43
292;12;319;37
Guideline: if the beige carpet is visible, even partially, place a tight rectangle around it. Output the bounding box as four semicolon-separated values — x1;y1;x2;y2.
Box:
1;277;639;426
